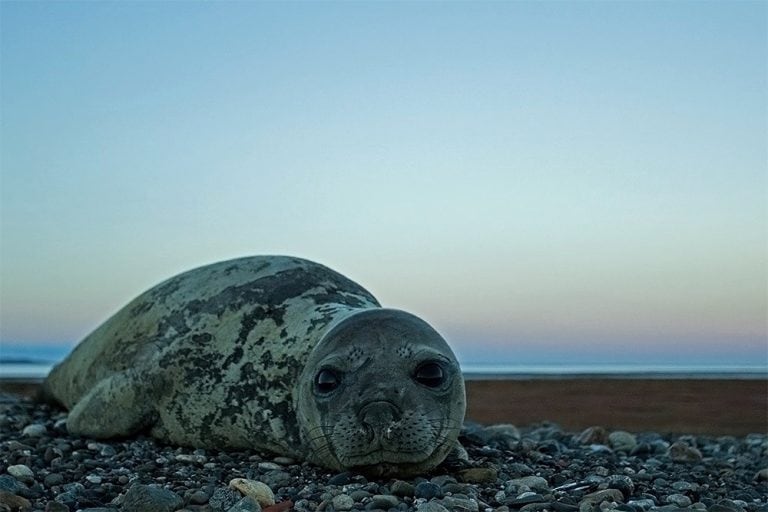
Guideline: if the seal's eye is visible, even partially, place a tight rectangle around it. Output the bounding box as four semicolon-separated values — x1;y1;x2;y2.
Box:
414;362;445;388
315;369;340;393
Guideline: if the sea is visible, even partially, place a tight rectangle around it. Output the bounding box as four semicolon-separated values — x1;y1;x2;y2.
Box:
1;343;766;381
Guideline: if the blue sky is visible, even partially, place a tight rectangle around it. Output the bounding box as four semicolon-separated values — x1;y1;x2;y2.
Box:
1;1;766;365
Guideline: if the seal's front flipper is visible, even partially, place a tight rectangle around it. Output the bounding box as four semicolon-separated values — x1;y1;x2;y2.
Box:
66;370;157;438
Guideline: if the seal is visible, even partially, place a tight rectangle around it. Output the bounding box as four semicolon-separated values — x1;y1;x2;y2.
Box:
41;255;466;476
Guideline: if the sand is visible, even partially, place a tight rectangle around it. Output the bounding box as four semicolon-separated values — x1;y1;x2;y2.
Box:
2;377;766;436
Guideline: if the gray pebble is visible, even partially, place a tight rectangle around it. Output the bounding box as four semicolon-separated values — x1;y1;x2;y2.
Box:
257;462;282;471
189;490;210;504
506;476;550;493
708;500;745;512
43;473;64;488
121;483;183;512
390;480;415;497
21;423;47;437
668;442;703;462
666;494;692;508
609;431;638;453
210;487;242;512
437;496;479;512
227;496;262;512
7;464;34;484
372;494;400;509
417;503;450;512
332;494;355;511
414;481;442;499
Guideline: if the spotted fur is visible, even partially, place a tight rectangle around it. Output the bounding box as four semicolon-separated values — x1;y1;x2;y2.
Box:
41;256;466;475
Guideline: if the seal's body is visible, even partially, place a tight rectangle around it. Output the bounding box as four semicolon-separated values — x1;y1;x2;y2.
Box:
42;256;466;476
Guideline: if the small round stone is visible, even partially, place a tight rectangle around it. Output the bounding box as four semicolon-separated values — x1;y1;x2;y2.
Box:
668;442;703;462
458;467;498;484
666;494;692;508
331;494;355;511
7;464;34;484
391;480;415;497
44;473;65;488
371;494;400;509
21;424;47;437
228;479;275;507
414;481;442;499
121;483;183;512
609;431;638;453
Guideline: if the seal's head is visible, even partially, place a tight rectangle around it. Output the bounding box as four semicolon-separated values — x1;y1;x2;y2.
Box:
295;308;466;477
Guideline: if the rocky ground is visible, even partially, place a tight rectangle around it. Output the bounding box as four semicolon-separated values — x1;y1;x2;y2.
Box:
0;394;765;512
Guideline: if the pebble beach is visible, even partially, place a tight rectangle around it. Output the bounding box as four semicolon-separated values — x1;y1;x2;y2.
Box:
1;393;766;512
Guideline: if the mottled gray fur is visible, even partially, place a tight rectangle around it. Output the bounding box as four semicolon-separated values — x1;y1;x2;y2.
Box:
42;256;466;476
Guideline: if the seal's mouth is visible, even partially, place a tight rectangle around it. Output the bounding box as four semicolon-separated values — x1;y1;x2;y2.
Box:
338;446;432;470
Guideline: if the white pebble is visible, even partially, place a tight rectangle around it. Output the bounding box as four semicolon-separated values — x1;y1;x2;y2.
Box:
86;474;102;484
22;424;47;437
229;478;275;507
7;464;34;482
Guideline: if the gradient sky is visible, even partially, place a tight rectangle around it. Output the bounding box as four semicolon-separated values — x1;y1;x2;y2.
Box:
1;1;766;366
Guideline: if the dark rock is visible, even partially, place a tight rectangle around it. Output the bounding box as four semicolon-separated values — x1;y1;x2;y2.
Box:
668;442;703;463
606;475;635;499
390;480;415;497
458;467;497;484
327;472;352;486
44;502;69;512
0;475;24;494
210;487;242;512
227;496;262;512
708;500;745;512
43;474;65;488
414;481;442;499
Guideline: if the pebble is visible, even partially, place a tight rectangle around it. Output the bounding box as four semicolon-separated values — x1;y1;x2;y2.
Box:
507;476;550;492
438;496;479;512
668;441;703;462
417;503;450;512
666;494;693;508
331;494;355;511
458;467;498;483
372;494;401;509
85;474;102;484
0;474;25;494
210;487;243;511
414;481;442;499
228;496;262;512
121;483;183;512
580;489;625;512
609;431;638;453
391;480;415;497
7;464;34;484
21;423;47;437
257;462;282;471
44;501;69;512
229;478;275;507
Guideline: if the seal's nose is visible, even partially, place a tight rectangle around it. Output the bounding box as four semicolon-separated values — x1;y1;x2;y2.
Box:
359;401;401;431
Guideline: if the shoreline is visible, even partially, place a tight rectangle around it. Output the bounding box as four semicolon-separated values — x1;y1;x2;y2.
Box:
3;376;766;436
